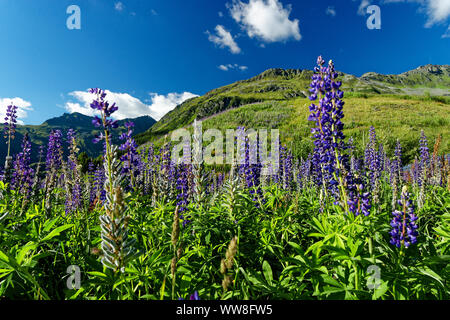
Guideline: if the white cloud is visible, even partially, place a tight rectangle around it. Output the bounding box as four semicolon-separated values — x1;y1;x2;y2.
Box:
147;92;199;120
114;2;124;11
64;90;198;121
218;63;248;71
425;0;450;26
0;97;33;125
219;11;224;17
326;6;337;16
207;25;241;54
228;0;301;43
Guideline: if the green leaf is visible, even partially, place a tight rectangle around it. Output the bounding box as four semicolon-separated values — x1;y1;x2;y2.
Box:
87;271;108;279
160;276;166;300
0;250;10;264
372;281;389;300
67;287;85;299
16;242;38;265
262;260;273;285
40;224;74;242
416;267;445;287
320;274;343;288
0;269;13;280
319;286;346;296
42;217;60;233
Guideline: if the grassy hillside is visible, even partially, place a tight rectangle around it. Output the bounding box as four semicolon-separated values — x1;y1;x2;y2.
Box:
135;65;450;164
200;95;449;164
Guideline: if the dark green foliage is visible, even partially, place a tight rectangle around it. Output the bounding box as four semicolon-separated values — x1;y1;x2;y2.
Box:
0;176;449;300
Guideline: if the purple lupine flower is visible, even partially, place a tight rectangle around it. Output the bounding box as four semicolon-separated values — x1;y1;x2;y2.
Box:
46;130;63;172
3;104;18;178
11;133;34;195
176;164;189;213
238;130;263;203
93;164;106;203
364;126;382;205
67;129;77;171
346;136;372;216
308;57;348;203
365;126;381;184
43;130;64;208
418;130;430;187
119;122;141;191
3;104;18;143
190;291;200;300
178;291;200;300
176;141;192;226
393;139;402;180
65;129;82;215
390;186;418;248
89;88;119;144
346;180;371;216
297;154;312;190
217;172;225;189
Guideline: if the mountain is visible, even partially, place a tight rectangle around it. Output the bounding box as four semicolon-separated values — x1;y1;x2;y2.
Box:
1;112;156;164
135;64;450;164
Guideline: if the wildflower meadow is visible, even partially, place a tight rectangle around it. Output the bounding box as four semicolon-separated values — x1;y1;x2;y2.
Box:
0;57;449;301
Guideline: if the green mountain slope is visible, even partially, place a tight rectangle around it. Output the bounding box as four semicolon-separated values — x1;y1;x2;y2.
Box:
2;112;156;163
135;64;450;163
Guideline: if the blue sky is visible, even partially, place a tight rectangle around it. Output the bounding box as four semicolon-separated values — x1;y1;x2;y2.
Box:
0;0;448;125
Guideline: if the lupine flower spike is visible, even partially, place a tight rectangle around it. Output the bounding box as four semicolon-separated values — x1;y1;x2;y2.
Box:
89;88;139;272
3;104;18;181
390;186;418;249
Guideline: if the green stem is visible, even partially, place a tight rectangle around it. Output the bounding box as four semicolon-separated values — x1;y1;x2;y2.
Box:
172;269;176;300
7;127;11;158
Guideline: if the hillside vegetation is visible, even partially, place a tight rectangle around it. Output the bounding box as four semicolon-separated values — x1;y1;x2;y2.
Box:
135;65;450;164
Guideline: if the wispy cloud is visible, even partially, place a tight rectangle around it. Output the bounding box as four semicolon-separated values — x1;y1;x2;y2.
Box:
64;90;198;121
357;0;372;16
114;2;124;12
228;0;301;42
207;25;241;54
218;63;248;71
0;97;33;125
326;6;337;17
